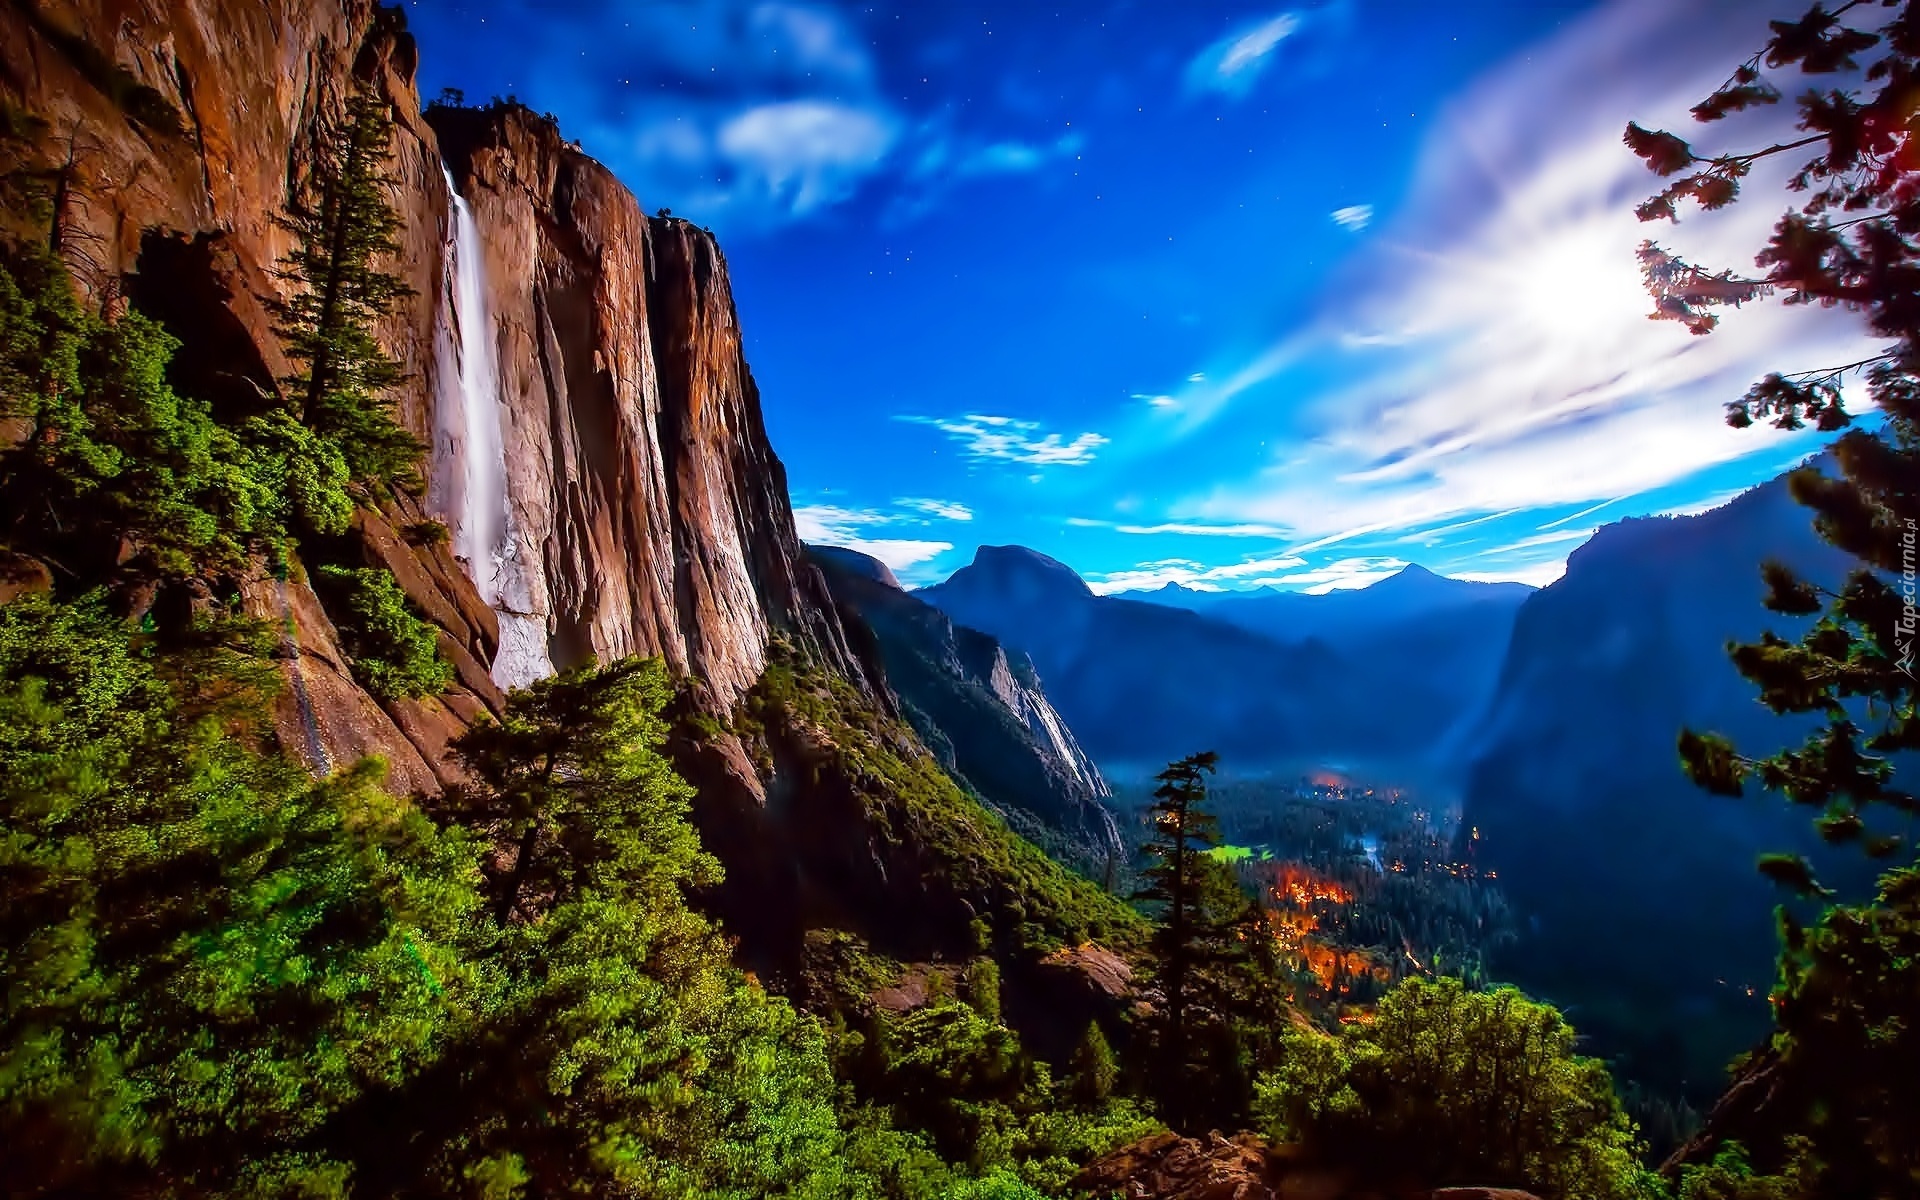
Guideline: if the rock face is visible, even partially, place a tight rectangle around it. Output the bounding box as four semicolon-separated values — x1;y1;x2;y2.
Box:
1072;1133;1545;1200
1456;472;1865;1102
1;1;866;788
811;544;1122;872
427;105;865;711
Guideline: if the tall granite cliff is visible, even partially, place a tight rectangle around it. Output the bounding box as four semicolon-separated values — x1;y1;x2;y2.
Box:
0;0;867;794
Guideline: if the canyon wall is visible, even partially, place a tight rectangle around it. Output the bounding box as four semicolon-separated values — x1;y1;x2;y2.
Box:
0;0;867;791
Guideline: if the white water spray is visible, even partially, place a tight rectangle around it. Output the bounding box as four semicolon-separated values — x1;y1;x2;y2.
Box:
432;167;553;690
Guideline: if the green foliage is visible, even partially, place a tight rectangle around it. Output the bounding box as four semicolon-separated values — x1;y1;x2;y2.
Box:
964;957;1003;1024
835;995;1158;1199
0;606;870;1197
1252;977;1656;1200
1701;868;1920;1198
0;592;483;1197
272;88;421;491
1068;1022;1118;1107
241;408;354;538
310;565;451;701
1634;10;1920;1193
1677;1139;1820;1200
0;249;285;578
744;654;1146;954
1645;2;1920;885
401;519;450;548
407;656;859;1199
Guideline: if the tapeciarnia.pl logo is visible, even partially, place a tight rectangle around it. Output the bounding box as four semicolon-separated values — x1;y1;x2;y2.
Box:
1901;518;1917;679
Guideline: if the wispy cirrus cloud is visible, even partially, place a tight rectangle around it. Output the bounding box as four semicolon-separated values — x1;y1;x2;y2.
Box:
1183;0;1874;580
896;497;974;521
480;1;1086;231
1070;518;1293;538
1086;552;1399;595
1330;204;1372;231
898;414;1109;467
713;100;899;214
1185;12;1301;96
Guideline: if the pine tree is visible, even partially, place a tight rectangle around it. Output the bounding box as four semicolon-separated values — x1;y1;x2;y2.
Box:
273;87;420;492
1069;1022;1118;1107
1132;750;1249;1127
1632;3;1920;888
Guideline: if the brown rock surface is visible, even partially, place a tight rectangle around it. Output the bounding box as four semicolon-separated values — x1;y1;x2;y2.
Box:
1043;942;1136;1001
240;571;441;796
1072;1135;1546;1200
1073;1132;1321;1200
427;104;868;711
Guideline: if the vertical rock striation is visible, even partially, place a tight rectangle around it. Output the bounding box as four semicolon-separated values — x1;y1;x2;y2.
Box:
426;103;867;713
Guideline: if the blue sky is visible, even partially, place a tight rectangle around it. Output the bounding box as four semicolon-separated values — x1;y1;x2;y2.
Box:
408;0;1879;591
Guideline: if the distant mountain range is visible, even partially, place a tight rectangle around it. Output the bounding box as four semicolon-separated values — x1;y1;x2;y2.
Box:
1120;564;1535;764
915;550;1531;781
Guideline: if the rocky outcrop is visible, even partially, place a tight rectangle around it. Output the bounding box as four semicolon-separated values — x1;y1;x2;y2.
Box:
1073;1134;1328;1200
1;0;497;790
810;544;1122;872
2;1;867;790
1072;1134;1546;1200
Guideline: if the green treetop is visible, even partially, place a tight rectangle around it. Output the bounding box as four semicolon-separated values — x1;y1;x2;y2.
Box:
273;87;421;493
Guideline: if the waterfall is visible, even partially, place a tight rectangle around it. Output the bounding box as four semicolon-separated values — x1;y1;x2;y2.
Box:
433;166;554;691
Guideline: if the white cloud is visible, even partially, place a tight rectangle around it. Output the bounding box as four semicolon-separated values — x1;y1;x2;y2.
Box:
1114;522;1292;537
1187;372;1207;382
1248;556;1409;594
1331;204;1373;231
716;101;898;213
899;414;1109;467
1132;392;1182;411
1187;12;1301;96
748;3;872;82
1480;527;1598;555
792;504;953;575
1087;551;1313;594
831;538;953;570
894;497;974;522
1188;0;1873;543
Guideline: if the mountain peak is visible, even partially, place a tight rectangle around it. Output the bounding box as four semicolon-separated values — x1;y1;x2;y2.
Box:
958;545;1093;598
807;544;902;590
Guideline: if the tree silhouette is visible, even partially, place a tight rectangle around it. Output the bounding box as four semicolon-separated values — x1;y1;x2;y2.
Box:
1133;750;1252;1126
1630;1;1920;892
1631;3;1920;1191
